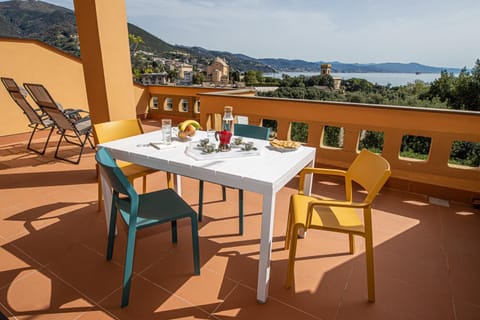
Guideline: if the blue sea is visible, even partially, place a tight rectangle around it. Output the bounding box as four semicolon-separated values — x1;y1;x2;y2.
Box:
263;72;443;87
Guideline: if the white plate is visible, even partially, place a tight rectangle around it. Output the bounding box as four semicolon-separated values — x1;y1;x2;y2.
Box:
268;145;299;152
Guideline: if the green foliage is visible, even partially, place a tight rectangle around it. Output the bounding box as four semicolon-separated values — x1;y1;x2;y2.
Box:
449;141;480;167
193;72;205;84
400;135;431;159
244;70;259;85
425;59;480;111
359;131;384;153
291;123;308;142
323;126;343;148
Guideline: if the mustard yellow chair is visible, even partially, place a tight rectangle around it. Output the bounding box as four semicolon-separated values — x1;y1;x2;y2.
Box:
284;149;391;302
93;119;173;211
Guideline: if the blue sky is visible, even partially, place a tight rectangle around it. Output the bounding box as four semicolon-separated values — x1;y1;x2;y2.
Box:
41;0;479;68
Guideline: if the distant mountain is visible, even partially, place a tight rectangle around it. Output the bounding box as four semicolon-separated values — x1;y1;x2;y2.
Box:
0;0;461;74
259;59;461;74
0;0;79;55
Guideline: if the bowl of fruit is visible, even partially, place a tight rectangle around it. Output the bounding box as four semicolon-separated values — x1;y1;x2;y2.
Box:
177;120;202;141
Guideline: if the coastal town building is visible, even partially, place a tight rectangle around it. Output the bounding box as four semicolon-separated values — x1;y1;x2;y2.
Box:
206;57;229;84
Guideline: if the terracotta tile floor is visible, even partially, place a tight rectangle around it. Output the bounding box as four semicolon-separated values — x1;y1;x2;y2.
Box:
1;121;479;319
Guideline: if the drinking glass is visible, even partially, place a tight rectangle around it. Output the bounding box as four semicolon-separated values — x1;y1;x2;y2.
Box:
207;129;216;143
162;119;172;145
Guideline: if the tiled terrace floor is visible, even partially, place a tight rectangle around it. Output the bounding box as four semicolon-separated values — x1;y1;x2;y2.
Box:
1;120;479;319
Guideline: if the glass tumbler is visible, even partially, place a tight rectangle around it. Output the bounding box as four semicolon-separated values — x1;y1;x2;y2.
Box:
162;119;172;144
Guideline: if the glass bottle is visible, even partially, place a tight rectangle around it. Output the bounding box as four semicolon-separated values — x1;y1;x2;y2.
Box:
222;106;234;133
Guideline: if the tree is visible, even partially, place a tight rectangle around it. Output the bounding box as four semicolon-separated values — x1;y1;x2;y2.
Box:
426;59;480;111
244;70;258;85
129;33;145;80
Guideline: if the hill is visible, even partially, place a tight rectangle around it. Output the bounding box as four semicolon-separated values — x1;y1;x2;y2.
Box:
0;0;461;74
259;59;461;74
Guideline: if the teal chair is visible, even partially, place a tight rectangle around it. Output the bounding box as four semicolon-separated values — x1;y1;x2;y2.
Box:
95;148;200;307
198;123;270;235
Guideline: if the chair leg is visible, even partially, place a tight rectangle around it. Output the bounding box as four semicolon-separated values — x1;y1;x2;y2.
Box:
167;172;174;189
142;176;147;193
198;180;204;222
54;131;88;164
106;205;118;261
365;234;375;302
190;215;200;275
27;125;54;155
171;220;178;244
238;189;244;235
285;224;301;288
364;207;375;302
222;186;226;201
122;223;138;308
348;234;355;254
97;164;103;212
284;199;295;250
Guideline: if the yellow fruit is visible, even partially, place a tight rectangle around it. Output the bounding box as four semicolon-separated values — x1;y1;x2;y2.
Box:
179;120;202;131
178;130;189;140
185;124;196;136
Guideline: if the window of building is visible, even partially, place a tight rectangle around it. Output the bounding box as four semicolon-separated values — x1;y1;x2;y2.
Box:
179;99;188;112
150;96;158;110
163;97;173;111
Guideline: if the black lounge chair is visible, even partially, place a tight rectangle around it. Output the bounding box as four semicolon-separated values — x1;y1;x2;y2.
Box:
24;83;94;164
1;77;54;154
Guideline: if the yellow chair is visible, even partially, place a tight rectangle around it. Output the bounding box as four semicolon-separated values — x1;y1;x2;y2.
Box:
284;149;391;302
93;119;173;211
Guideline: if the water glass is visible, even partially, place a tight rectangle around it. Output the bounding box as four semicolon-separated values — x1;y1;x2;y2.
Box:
162;119;172;144
207;130;216;142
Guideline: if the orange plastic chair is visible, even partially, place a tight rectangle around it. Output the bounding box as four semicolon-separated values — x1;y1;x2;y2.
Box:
93;119;173;211
284;149;391;302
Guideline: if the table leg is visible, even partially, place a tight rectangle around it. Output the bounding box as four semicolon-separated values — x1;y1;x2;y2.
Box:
298;158;315;238
100;167;115;234
257;189;276;303
303;159;315;196
174;173;182;195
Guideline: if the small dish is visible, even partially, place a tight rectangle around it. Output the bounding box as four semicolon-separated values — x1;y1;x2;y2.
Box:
269;139;301;152
241;141;257;151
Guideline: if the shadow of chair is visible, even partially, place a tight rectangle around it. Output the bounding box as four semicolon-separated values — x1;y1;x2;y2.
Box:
1;77;54;154
284;149;391;302
93;119;174;211
96;147;200;307
23;83;93;164
198;123;270;235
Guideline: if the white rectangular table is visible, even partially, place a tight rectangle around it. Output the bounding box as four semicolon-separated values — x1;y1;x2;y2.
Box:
98;130;316;303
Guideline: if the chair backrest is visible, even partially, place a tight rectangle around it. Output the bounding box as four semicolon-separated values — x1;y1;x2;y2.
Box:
93;119;144;145
1;77;47;126
23;82;79;131
96;148;137;199
23;83;58;109
347;149;391;203
41;105;77;131
234;123;270;140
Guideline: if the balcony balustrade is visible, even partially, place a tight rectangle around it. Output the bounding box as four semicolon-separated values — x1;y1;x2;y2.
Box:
147;86;480;205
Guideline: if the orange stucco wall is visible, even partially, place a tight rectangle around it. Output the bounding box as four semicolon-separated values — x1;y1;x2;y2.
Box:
0;38;88;135
0;38;148;135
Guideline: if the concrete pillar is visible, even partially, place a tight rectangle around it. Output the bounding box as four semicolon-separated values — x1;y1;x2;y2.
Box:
73;0;136;124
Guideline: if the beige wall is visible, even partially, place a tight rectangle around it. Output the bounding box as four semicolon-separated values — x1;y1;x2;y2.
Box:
0;38;88;135
0;38;149;135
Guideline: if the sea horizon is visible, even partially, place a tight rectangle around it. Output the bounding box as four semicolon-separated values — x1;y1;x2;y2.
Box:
263;71;446;86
